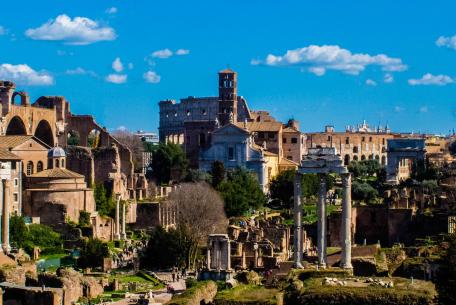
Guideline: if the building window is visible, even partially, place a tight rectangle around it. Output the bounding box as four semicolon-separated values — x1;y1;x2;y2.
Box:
291;137;298;144
228;147;235;160
55;159;60;168
61;159;65;168
353;146;358;153
362;137;365;142
369;136;373;142
258;132;265;139
327;136;331;141
345;137;349;144
11;161;16;170
202;109;207;115
283;138;287;143
186;110;191;116
268;132;275;139
13;193;18;202
37;161;43;172
26;161;33;175
14;178;18;187
287;156;293;160
382;138;385;145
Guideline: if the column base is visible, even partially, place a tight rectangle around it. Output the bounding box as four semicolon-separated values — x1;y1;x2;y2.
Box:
317;263;327;269
340;263;353;270
114;234;121;240
121;233;127;240
293;262;304;269
2;244;10;254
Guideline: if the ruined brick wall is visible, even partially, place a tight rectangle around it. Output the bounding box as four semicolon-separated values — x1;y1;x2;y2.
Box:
131;203;160;231
66;146;94;186
24;189;95;226
354;206;389;246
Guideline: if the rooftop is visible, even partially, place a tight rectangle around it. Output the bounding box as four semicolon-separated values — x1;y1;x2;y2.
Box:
29;168;84;179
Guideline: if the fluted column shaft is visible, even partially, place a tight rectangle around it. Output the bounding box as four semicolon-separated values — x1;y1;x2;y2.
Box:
341;173;353;269
2;179;10;253
115;195;121;240
317;174;327;268
293;173;304;268
121;202;127;240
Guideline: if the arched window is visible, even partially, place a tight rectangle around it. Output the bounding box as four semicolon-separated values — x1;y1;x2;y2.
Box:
353;155;359;161
353;146;358;153
26;161;34;175
37;161;43;172
368;154;373;160
344;154;350;165
55;159;60;168
61;159;65;168
361;155;366;161
375;155;380;161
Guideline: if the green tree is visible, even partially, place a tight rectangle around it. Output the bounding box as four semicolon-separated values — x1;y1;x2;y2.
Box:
10;215;27;249
94;183;115;217
352;181;378;204
78;238;110;269
184;169;211;183
217;168;267;217
151;143;188;185
25;224;63;255
142;227;190;269
211;161;226;188
348;160;381;178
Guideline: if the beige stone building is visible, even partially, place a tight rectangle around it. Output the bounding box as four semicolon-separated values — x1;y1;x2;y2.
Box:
0;150;22;216
306;122;395;166
23;147;96;227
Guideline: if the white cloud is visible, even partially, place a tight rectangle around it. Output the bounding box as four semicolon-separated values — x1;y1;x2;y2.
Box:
394;106;404;112
0;63;53;86
65;67;96;77
419;106;428;113
25;14;116;45
105;74;127;84
365;79;377;86
175;49;190;55
105;7;117;14
384;73;394;83
408;73;454;86
436;35;456;50
143;71;161;84
252;45;407;76
112;57;123;72
151;48;173;59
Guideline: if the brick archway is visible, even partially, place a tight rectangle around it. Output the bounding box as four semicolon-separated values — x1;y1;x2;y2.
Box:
5;116;27;135
34;120;54;147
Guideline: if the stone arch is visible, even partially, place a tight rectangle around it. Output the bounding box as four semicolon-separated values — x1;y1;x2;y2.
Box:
361;155;366;161
88;129;101;148
344;154;350;165
6;116;27;135
368;154;373;160
375;155;380;161
34;120;54;147
37;161;44;172
353;155;359;161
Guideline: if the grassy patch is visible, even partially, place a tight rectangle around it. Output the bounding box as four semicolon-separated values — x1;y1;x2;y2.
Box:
109;271;164;291
168;280;217;305
215;284;283;305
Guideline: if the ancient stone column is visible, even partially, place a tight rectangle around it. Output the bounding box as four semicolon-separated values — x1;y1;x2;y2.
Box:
317;174;327;268
114;194;121;240
2;179;10;253
340;173;353;269
121;202;127;240
293;173;304;268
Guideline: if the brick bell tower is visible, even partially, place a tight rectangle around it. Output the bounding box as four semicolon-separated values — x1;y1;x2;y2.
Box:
217;69;238;126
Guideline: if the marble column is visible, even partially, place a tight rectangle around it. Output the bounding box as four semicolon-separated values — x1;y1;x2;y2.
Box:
2;179;10;253
121;202;127;240
317;174;327;268
340;173;353;269
114;194;121;240
293;173;304;268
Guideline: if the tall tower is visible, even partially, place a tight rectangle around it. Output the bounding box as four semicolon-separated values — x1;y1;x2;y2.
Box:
218;69;238;126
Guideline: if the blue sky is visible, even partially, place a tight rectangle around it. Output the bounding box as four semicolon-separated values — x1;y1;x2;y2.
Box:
1;0;456;134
